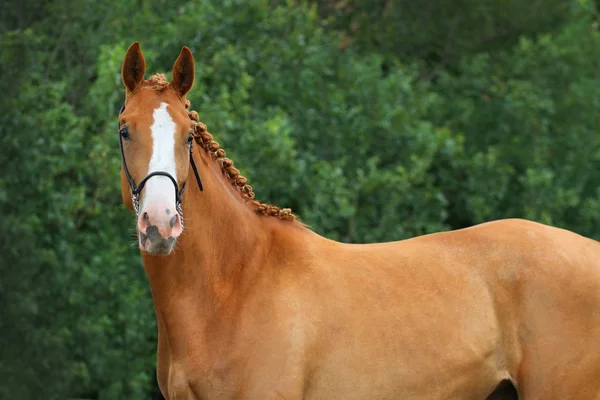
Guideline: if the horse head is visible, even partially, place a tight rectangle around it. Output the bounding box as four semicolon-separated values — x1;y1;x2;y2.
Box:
118;42;199;254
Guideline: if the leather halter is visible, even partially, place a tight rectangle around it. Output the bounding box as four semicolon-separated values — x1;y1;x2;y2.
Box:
118;103;203;219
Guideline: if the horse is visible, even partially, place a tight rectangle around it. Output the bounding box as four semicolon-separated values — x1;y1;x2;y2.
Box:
117;42;600;399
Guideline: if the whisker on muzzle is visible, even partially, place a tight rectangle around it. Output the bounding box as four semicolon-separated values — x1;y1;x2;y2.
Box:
129;220;140;248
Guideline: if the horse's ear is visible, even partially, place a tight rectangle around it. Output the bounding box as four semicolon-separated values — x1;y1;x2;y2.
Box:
170;46;195;98
122;42;146;93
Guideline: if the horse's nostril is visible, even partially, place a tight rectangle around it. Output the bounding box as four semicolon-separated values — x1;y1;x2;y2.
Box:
137;205;182;242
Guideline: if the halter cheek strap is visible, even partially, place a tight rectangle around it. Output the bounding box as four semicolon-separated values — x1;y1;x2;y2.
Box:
118;103;203;221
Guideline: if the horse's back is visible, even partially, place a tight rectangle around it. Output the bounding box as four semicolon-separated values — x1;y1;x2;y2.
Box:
303;219;600;399
301;220;515;398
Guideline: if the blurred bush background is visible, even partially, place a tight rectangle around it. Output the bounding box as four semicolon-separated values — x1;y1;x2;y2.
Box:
1;0;599;398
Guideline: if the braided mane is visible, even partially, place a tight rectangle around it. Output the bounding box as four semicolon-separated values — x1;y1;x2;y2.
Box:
185;100;296;221
139;74;295;221
143;73;170;91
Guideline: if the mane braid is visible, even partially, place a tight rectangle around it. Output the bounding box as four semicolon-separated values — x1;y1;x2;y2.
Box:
185;100;296;221
142;74;170;91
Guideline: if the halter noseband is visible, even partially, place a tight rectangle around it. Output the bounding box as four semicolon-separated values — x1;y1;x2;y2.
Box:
118;103;203;221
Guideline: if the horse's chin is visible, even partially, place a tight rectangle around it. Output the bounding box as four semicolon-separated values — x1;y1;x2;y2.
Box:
139;232;177;255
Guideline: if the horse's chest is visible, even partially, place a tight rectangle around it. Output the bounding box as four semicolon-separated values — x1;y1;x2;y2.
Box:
158;335;305;399
155;356;236;399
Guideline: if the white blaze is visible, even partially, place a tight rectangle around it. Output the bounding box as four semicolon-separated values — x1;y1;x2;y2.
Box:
141;102;177;210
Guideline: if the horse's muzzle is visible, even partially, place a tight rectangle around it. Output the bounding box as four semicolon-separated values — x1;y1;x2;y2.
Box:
137;201;182;254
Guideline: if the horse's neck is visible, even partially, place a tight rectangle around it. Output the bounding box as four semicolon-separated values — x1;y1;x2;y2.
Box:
141;147;271;321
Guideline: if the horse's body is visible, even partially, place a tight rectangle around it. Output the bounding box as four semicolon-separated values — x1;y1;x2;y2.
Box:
119;43;600;399
148;216;600;399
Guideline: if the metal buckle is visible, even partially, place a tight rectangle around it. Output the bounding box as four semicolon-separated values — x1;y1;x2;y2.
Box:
132;193;140;216
176;201;184;230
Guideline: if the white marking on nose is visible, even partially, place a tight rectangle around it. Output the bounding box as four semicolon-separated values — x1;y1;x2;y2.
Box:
141;102;177;210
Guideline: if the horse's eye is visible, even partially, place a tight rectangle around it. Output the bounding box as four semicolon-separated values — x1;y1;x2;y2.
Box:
119;127;130;140
187;132;193;145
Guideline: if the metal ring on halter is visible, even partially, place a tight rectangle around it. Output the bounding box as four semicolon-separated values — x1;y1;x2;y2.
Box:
118;102;203;223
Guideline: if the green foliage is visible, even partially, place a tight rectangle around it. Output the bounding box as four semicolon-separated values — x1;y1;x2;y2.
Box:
317;0;578;71
429;9;600;236
1;0;599;398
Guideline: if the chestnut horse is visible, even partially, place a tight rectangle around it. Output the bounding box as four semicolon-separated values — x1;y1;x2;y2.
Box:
118;42;600;399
